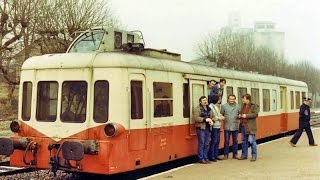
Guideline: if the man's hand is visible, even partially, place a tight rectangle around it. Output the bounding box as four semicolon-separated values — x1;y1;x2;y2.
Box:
219;115;225;121
206;118;214;126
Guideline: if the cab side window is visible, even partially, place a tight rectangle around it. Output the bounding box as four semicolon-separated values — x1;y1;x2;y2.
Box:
94;81;109;123
153;82;173;117
22;82;32;121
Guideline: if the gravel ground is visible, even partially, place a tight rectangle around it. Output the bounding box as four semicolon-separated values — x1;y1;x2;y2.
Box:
0;170;71;180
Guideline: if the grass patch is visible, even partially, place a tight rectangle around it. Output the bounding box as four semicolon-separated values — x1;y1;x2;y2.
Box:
0;121;14;137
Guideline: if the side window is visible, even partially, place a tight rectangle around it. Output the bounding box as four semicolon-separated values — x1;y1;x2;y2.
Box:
295;91;301;109
183;83;190;118
226;86;233;98
61;81;87;123
22;82;32;121
272;89;277;111
94;81;109;123
153;82;173;118
36;81;58;121
280;89;285;109
131;81;143;119
302;92;306;101
263;89;270;112
238;87;247;104
251;88;260;106
290;91;294;110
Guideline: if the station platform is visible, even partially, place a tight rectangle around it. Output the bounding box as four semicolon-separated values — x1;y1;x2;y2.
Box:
145;128;320;179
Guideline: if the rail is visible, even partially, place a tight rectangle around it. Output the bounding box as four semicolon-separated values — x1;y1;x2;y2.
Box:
0;166;34;176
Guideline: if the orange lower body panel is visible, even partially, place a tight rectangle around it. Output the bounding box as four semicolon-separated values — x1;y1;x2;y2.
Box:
10;112;299;175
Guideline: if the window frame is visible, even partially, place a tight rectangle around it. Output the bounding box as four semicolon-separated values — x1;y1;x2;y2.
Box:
60;81;88;123
36;81;59;122
226;86;234;98
251;88;260;107
131;80;144;120
22;81;33;121
295;91;301;109
93;80;109;123
237;87;247;104
262;89;271;112
153;82;173;118
183;83;190;118
290;91;294;110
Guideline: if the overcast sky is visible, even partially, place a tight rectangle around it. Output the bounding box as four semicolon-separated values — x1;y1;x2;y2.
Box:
110;0;320;68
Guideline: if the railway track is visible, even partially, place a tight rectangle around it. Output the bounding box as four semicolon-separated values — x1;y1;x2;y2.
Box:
0;165;34;176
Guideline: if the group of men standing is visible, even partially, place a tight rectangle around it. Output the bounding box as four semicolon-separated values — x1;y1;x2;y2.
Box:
193;78;318;165
193;79;259;164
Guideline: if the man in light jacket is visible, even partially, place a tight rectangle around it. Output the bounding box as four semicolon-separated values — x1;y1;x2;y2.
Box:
221;94;240;160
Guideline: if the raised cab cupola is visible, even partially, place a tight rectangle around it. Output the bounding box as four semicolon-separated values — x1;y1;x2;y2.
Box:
67;27;181;61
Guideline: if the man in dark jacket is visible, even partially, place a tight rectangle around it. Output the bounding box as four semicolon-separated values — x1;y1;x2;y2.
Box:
238;94;259;161
289;97;318;147
208;78;226;105
193;96;214;164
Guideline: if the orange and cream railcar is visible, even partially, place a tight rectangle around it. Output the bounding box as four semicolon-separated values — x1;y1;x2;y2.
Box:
0;28;307;175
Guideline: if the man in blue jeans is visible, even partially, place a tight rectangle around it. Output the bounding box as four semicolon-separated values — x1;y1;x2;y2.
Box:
221;94;240;160
193;96;214;164
208;96;225;162
238;94;259;162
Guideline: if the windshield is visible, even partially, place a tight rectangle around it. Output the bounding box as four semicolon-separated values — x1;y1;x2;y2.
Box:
68;31;104;53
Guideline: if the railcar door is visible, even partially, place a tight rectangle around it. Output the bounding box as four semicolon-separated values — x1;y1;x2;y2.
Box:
128;74;147;151
189;80;207;135
280;86;288;131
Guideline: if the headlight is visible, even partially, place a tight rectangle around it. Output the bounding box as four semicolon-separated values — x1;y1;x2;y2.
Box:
104;123;125;137
10;120;20;133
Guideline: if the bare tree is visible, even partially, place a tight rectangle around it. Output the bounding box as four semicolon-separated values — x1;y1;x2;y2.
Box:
197;30;285;74
36;0;121;54
0;0;120;106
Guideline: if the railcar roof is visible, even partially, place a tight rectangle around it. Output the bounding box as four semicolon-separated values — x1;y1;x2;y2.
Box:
22;52;307;87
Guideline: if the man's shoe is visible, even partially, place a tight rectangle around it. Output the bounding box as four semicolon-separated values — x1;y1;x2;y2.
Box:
289;142;296;147
233;156;239;160
238;157;247;160
215;157;223;160
205;159;211;164
250;158;257;162
310;144;318;146
221;156;228;160
209;158;217;162
198;160;207;164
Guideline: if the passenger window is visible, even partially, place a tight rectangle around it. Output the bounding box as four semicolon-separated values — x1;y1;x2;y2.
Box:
272;90;277;111
302;92;306;101
290;91;294;110
22;82;32;121
61;81;87;123
263;89;270;112
153;82;173;117
93;81;109;123
183;83;190;118
238;87;247;104
227;86;233;97
251;88;260;106
131;81;143;119
280;89;285;109
36;81;58;121
295;91;301;109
